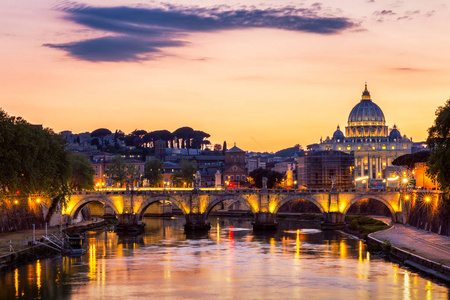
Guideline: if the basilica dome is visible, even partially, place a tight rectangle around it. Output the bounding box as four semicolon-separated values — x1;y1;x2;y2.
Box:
345;84;389;138
347;84;385;124
389;125;402;140
332;125;345;141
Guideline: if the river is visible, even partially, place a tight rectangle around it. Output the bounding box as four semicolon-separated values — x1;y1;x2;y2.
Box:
1;217;449;299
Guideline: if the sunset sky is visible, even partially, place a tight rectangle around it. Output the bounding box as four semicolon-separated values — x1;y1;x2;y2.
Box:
1;0;450;152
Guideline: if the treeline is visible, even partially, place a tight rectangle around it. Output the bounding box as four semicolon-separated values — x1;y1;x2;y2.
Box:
89;126;215;155
0;109;95;221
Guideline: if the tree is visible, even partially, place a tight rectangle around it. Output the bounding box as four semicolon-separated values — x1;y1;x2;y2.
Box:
248;168;284;189
171;160;197;187
144;158;164;187
427;99;450;197
106;155;128;187
392;151;431;169
91;128;112;150
172;126;194;149
69;153;95;191
0;109;72;220
126;164;140;187
181;160;197;187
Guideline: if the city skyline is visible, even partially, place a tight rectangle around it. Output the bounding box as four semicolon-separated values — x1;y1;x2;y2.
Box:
2;0;450;151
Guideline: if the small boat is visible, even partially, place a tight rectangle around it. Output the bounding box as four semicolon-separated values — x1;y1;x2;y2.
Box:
63;235;86;257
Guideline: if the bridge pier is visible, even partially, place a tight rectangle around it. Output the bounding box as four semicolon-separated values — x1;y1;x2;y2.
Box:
321;212;346;230
115;213;145;233
184;213;211;231
253;212;277;231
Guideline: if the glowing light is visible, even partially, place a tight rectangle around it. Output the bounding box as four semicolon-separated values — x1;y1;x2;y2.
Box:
269;202;276;213
36;198;41;203
358;240;363;263
355;176;369;182
402;178;408;184
14;268;19;298
295;229;300;259
425;197;431;203
14;200;19;205
89;244;97;281
216;221;220;243
340;240;347;259
387;176;399;181
36;260;41;292
405;195;409;200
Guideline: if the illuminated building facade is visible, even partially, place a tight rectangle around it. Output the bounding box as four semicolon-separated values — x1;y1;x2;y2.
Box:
223;144;248;187
317;85;413;183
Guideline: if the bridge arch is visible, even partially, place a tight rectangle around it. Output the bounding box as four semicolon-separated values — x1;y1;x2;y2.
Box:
69;195;121;218
273;195;326;215
136;196;185;220
205;195;253;217
343;194;398;222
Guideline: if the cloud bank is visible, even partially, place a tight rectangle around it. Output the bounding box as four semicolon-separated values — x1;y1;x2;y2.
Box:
45;3;356;62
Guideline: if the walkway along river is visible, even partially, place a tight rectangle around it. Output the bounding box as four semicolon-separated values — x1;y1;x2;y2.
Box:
0;217;449;299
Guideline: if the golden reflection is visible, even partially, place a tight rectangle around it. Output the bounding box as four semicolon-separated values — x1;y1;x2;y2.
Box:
295;229;301;259
339;240;347;259
403;271;411;300
89;244;97;281
14;268;19;298
101;258;106;287
217;221;220;243
36;259;41;292
426;280;433;300
270;238;276;255
358;241;363;263
62;256;70;274
392;264;399;285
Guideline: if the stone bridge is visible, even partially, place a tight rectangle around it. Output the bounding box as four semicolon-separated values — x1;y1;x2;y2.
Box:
64;188;442;231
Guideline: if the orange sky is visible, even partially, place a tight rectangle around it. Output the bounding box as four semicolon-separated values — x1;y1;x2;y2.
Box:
1;0;449;152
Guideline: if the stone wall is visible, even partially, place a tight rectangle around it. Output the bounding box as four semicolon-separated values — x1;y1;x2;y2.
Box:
0;206;45;234
406;197;449;236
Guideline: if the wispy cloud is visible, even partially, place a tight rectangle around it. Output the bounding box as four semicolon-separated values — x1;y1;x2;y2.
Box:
44;3;356;62
390;67;431;72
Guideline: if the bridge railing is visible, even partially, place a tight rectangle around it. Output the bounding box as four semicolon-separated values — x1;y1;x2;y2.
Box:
70;187;440;196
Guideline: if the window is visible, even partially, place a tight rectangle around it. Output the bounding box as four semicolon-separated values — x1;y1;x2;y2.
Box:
230;175;234;181
236;175;240;181
391;146;395;150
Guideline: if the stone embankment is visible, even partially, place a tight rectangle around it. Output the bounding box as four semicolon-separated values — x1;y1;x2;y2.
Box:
368;224;450;284
0;219;107;272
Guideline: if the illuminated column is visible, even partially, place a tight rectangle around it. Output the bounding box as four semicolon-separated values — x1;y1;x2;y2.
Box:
360;158;365;177
368;157;373;179
375;157;379;178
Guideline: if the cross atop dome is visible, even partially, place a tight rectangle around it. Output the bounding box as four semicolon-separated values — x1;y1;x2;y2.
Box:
362;83;371;100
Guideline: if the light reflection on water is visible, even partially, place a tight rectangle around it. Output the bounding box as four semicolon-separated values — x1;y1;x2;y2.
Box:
0;216;449;299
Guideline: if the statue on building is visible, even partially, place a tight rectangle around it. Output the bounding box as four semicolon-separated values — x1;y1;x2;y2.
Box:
215;170;222;188
330;176;337;192
194;171;201;190
262;177;268;191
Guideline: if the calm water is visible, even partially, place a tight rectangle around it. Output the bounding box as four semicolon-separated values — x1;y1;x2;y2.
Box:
1;217;449;299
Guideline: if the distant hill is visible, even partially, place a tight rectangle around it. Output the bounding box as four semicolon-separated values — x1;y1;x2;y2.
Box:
274;144;304;158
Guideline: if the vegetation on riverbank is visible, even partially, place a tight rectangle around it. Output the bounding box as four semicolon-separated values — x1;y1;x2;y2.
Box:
345;215;391;239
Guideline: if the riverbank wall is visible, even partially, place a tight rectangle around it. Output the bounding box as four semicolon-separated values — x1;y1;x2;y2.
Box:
367;234;450;284
0;219;108;273
405;195;449;236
